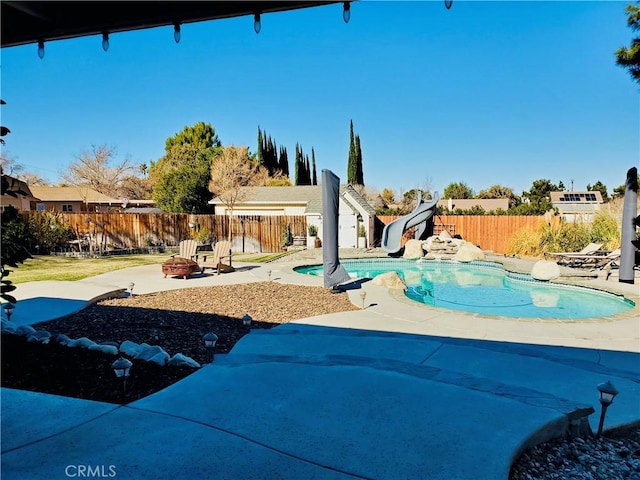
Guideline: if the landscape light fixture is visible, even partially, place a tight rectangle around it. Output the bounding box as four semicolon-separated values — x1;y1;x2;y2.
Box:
596;380;619;437
203;332;218;363
111;357;132;397
359;290;367;309
267;270;272;281
2;302;16;321
242;314;252;329
101;32;110;52
342;2;351;23
253;13;261;34
37;40;45;59
173;23;181;43
128;282;135;297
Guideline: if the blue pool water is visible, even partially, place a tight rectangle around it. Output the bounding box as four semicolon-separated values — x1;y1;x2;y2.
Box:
294;259;634;319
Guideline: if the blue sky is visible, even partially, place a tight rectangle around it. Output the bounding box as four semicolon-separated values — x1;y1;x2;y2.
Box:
1;1;638;199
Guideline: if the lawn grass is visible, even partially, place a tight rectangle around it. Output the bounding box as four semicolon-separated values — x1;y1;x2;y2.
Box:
7;254;167;283
7;251;292;284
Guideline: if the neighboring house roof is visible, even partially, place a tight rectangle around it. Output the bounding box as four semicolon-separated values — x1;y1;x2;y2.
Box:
209;185;376;216
209;185;320;206
437;198;509;211
29;186;119;203
28;186;154;206
550;191;603;215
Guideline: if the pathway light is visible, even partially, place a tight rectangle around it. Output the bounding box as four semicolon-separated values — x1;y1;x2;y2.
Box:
128;282;135;297
359;290;367;309
111;356;132;397
203;332;218;363
596;380;619;437
242;314;252;329
2;302;16;321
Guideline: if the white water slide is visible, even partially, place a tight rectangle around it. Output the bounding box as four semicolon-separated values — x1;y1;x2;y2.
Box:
381;192;439;254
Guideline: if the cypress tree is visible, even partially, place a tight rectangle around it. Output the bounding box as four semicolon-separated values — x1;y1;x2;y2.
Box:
347;120;357;184
311;148;317;185
294;143;301;185
279;146;289;176
355;134;364;186
257;126;263;167
304;154;311;185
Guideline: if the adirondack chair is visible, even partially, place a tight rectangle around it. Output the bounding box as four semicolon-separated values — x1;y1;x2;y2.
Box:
201;240;235;275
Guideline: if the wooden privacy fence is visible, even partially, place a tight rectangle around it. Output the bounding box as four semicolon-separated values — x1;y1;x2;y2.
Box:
24;212;307;254
378;215;551;254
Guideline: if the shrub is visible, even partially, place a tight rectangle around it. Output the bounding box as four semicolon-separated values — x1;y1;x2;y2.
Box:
308;224;318;236
590;211;620;250
507;227;543;257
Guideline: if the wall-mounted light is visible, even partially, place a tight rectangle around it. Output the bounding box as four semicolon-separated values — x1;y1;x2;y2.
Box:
173;23;181;43
254;13;262;34
37;40;45;59
343;2;351;23
102;32;110;52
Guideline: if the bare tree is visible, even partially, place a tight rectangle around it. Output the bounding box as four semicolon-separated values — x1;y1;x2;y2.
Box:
209;146;263;240
19;172;49;186
62;145;134;197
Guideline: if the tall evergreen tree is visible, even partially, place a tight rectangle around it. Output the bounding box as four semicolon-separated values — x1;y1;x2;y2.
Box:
347;120;357;184
311;148;317;185
278;146;289;176
257;126;263;167
304;154;311;185
294;143;301;185
355;134;364;186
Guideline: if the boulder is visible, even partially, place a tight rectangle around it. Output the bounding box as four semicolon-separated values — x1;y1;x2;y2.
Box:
88;344;119;355
135;344;170;366
67;337;97;349
168;353;201;368
454;242;486;262
531;260;561;281
1;319;17;334
15;324;36;336
372;271;407;291
403;239;424;259
26;330;51;344
120;340;142;357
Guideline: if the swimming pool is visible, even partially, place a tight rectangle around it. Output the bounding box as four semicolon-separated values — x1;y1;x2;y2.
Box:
294;259;634;319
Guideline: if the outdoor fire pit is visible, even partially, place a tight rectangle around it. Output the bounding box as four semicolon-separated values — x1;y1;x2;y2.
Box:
162;257;201;279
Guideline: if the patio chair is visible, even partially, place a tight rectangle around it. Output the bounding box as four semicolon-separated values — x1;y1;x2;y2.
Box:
587;248;621;271
172;239;199;262
200;240;235;275
544;242;604;266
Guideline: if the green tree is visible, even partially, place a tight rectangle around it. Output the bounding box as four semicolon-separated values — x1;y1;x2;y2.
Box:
616;3;640;85
586;180;609;202
519;178;558;215
443;182;474;199
311;148;318;185
257;126;263;167
152;145;215;213
165;121;220;153
278;146;289;177
347;120;357;184
476;184;521;209
355;134;364;186
1;206;32;303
